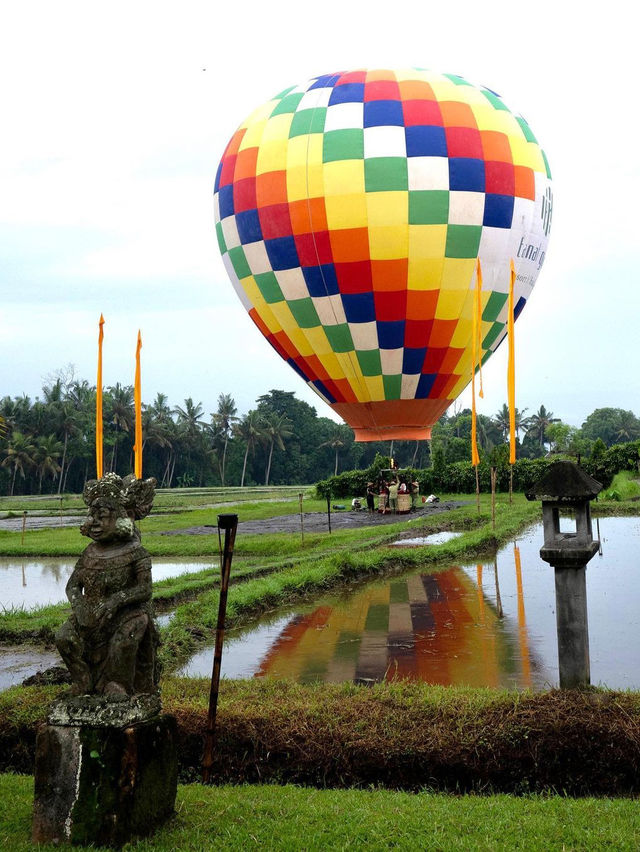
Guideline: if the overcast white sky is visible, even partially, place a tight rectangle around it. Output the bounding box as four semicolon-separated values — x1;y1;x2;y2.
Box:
1;1;638;429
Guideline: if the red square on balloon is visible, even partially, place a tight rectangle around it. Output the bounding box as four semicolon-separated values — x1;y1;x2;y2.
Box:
374;289;407;322
334;260;373;293
233;176;257;212
404;319;434;348
258;203;293;239
445;126;483;159
402;99;443;127
485;161;515;195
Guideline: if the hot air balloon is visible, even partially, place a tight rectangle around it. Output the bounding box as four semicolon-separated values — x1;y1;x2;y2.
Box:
214;69;552;441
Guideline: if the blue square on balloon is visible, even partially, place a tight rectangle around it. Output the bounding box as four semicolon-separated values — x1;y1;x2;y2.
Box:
329;83;365;105
342;292;375;323
265;236;299;271
483;194;514;229
236;209;262;244
288;358;308;382
405;126;447;157
310;74;337;90
402;347;427;374
302;264;339;297
514;295;526;320
364;100;404;127
313;379;337;403
218;185;235;219
214;161;223;193
416;373;437;397
377;320;405;349
449;158;485;191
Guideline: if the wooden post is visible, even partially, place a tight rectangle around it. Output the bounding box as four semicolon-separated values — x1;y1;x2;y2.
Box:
491;468;497;528
21;511;27;546
298;492;304;546
202;513;238;784
475;465;480;514
326;493;332;534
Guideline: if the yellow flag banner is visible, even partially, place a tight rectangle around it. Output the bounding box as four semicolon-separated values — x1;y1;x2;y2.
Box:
470;260;481;467
508;260;517;465
134;330;143;479
96;314;105;479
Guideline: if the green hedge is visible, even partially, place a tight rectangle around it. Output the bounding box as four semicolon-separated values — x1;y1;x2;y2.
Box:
317;440;640;499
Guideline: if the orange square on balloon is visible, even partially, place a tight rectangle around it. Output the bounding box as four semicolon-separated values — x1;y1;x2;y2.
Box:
398;79;436;101
406;288;438;321
439;101;476;129
371;259;408;292
330;227;370;263
234;147;259;180
480;130;512;163
256;170;288;206
429;319;457;347
514;165;535;200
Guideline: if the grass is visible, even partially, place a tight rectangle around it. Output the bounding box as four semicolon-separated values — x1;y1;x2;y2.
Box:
5;678;640;796
2;773;640;850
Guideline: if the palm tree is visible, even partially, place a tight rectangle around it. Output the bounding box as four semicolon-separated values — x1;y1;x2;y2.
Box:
211;393;238;486
493;405;530;441
106;384;134;472
1;431;36;495
233;410;265;487
55;403;79;494
33;434;63;493
319;431;346;476
174;399;206;485
262;412;293;485
527;405;559;450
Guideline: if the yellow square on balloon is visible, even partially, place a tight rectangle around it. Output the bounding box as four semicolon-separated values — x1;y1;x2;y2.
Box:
324;193;368;230
369;225;408;260
256;140;288;175
322;160;365;196
260;113;293;144
407;256;444;290
305;326;333;356
408;224;447;259
366;191;408;227
440;257;476;292
239;118;268;151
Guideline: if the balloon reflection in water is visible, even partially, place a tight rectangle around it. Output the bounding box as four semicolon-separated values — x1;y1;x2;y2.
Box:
255;565;541;688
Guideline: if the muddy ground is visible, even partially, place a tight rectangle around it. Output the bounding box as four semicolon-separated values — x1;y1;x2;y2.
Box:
161;501;467;536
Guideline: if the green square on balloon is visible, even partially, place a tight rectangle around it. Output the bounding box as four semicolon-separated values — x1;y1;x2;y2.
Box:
255;272;284;304
445;224;482;258
356;349;381;376
323;129;364;162
271;92;305;115
228;246;251;280
365;158;408;192
289;108;327;138
409;190;449;225
383;374;402;399
482;291;508;322
288;297;321;328
216;222;227;254
324;323;354;353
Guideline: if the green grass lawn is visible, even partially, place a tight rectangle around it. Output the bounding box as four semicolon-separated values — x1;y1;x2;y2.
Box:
2;773;639;850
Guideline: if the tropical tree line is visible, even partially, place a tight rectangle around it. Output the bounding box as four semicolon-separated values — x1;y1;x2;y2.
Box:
1;366;638;495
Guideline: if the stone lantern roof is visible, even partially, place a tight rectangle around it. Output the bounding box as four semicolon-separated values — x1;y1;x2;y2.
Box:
525;461;602;504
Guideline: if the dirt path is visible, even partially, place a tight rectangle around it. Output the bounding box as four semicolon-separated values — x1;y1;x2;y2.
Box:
161;501;467;536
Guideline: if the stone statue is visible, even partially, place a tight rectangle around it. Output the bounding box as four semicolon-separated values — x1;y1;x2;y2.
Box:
55;473;159;698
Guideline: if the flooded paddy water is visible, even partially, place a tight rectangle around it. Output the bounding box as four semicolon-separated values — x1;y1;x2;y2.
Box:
178;516;640;691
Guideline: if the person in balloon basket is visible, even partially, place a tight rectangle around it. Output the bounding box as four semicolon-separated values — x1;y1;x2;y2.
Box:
388;478;399;514
378;480;389;513
366;482;376;513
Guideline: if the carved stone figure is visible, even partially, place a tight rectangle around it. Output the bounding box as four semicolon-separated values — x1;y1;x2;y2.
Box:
55;473;159;697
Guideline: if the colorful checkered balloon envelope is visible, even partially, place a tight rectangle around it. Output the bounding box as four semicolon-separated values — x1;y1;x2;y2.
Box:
214;69;552;441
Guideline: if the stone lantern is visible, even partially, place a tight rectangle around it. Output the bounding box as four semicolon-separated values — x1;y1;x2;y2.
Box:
526;461;602;688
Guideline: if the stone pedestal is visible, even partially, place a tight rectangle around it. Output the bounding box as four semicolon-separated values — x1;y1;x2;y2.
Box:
554;566;590;689
32;698;177;846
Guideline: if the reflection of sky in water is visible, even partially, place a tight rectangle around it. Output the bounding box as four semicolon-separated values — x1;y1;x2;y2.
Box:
179;517;640;691
390;531;462;546
0;558;214;610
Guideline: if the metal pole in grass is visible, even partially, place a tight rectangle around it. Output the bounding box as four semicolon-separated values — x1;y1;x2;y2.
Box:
202;513;238;784
298;492;304;547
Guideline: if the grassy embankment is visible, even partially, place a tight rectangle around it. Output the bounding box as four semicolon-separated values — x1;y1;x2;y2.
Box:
2;771;640;850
